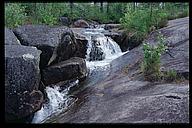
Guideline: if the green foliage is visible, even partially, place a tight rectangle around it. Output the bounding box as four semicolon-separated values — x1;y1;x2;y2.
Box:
164;3;189;20
163;70;177;82
33;3;59;25
142;33;167;81
120;8;168;42
5;2;189;28
5;3;27;28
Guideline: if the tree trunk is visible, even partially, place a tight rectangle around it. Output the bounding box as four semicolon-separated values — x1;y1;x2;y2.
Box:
150;3;153;26
100;2;103;12
70;2;73;16
133;2;136;11
107;3;109;13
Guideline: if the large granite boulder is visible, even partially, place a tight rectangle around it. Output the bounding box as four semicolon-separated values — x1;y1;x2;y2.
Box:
5;45;43;122
42;57;88;85
13;25;77;69
5;27;20;45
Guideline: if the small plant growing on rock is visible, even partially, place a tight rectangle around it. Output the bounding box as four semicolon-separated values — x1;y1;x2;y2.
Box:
142;32;167;81
163;69;177;82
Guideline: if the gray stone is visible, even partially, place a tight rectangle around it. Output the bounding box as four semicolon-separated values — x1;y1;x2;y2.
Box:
5;27;20;45
73;19;89;28
5;45;43;122
60;16;70;26
71;28;88;58
42;57;88;85
13;25;77;68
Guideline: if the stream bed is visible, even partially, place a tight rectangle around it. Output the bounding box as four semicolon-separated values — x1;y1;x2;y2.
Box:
32;27;127;123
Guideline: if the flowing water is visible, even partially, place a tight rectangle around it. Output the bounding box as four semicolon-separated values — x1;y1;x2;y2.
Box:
32;27;127;123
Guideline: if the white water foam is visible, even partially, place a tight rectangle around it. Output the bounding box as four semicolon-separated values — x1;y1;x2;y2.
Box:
83;28;128;71
86;51;127;72
32;80;79;123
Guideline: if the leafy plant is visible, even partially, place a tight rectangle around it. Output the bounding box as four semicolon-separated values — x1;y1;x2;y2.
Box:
120;8;168;43
142;32;167;81
5;3;27;28
163;70;177;82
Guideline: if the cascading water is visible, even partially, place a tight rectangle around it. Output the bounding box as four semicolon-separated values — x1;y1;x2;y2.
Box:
32;26;127;123
32;80;79;123
82;27;127;71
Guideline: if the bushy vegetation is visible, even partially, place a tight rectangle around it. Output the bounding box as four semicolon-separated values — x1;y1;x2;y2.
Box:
120;8;167;42
5;2;126;28
5;2;189;30
163;70;178;82
120;3;188;43
5;3;27;28
142;33;167;81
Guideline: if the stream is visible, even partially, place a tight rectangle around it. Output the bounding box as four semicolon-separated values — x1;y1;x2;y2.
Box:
32;27;128;123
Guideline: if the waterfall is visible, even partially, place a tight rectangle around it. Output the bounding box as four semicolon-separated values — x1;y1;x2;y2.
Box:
32;26;127;123
32;80;79;123
82;27;127;71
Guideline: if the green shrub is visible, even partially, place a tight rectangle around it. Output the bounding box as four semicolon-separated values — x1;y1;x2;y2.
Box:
163;70;178;82
120;8;168;43
5;3;27;28
34;3;58;25
142;33;167;81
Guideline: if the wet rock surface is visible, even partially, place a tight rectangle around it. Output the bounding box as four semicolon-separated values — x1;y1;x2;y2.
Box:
46;17;189;123
89;37;106;61
104;28;142;52
42;57;87;85
5;45;43;122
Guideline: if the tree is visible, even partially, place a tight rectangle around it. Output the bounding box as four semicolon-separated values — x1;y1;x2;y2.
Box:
107;2;109;13
70;2;73;16
100;2;103;12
